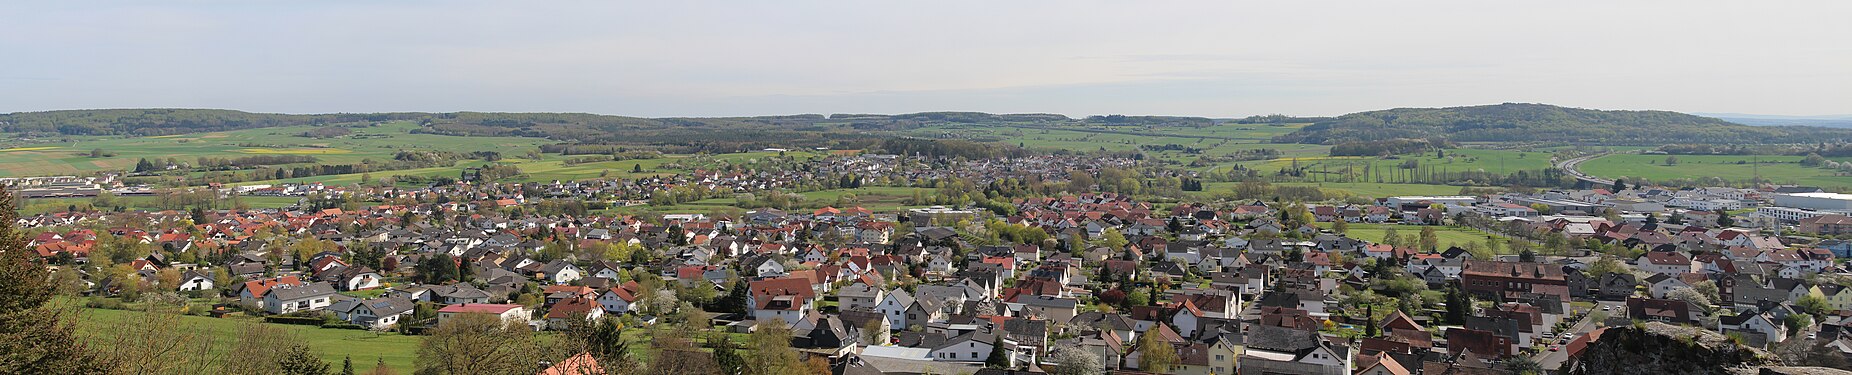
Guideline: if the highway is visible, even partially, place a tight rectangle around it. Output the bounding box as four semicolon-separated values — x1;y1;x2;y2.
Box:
1555;152;1614;186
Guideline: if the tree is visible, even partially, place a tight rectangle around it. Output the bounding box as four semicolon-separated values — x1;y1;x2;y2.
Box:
278;343;332;375
1503;356;1544;375
1664;155;1679;165
1048;347;1102;375
1382;227;1403;248
1665;287;1714;313
1716;209;1735;227
747;324;803;375
985;339;1011;369
364;357;395;375
1333;219;1349;234
1796;296;1832;318
0;188;107;374
1444;282;1473;324
1136;331;1178;372
415;313;542;375
1098;228;1128;250
1612;179;1627;192
1419;226;1438;251
1585;256;1625;278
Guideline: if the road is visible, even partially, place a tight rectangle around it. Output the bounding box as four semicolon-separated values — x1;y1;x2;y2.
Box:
1535;300;1624;371
1555;152;1614;186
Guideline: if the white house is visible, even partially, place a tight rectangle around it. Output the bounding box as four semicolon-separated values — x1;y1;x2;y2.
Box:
436;303;530;326
177;270;215;292
596;287;638;315
262;282;336;314
329;297;416;330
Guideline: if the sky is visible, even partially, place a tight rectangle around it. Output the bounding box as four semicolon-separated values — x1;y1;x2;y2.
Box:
2;1;1848;118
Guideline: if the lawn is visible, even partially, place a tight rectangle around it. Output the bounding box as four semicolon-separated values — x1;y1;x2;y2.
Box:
1577;153;1852;189
78;308;423;373
1319;223;1509;253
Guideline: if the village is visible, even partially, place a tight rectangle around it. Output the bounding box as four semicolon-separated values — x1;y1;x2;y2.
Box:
18;147;1852;375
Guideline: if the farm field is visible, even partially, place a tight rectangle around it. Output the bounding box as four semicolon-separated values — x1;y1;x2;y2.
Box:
78;308;424;374
905;123;1330;168
1318;223;1509;253
1193;182;1464;201
1237;148;1556;177
0;121;554;178
1577;154;1852;189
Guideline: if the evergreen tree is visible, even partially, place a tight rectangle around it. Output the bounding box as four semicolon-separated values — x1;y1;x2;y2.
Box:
0;188;106;374
985;338;1011;369
1611;179;1626;192
342;356;355;375
1716;209;1735;227
278;344;331;375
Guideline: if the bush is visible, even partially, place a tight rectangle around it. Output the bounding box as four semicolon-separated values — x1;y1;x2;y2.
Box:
321;323;366;330
85;297;127;310
263;315;327;326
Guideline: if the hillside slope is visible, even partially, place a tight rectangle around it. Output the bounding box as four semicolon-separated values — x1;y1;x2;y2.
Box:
1273;103;1852;145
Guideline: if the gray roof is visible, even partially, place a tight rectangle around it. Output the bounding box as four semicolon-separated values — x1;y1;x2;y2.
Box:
268;282;335;301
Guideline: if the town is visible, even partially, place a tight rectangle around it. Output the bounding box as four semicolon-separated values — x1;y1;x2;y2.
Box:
13;147;1852;375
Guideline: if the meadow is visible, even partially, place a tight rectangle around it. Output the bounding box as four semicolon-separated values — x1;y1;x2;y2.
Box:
1577;153;1852;189
79;308;424;373
0;121;553;177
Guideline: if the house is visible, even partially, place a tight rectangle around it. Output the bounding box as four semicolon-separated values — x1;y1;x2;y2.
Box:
1237;324;1353;375
1627;297;1699;325
329;297;416;330
177;270;214;292
1597;273;1637;300
1014;295;1079;322
749;277;818;325
877;289;919;329
546;297;605;330
428;283;492;305
436;303;530;326
537;260;584;284
1635;251;1696;275
1645;273;1691;299
930;327;1020;364
837;284;885;312
1721;312;1787;346
263;281;336;314
331;266;384;291
596;286;639;315
239;276;304;307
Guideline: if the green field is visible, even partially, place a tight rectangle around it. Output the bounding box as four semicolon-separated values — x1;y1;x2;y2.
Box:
0;121;555;178
1318;223;1508;253
79;308;423;373
905;123;1331;169
1236;148;1556;178
1577;153;1852;189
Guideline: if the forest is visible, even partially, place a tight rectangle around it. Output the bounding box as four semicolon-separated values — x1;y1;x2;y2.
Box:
1273;103;1852;145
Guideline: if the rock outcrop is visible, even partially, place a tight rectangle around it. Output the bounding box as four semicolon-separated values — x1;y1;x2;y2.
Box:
1575;322;1777;375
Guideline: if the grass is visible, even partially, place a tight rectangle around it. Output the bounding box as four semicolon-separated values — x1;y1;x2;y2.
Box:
78;308;423;373
1237;148;1555;177
1320;223;1509;253
1578;153;1852;189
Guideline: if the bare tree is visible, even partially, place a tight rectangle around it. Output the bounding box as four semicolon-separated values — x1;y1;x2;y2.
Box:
415;313;543;375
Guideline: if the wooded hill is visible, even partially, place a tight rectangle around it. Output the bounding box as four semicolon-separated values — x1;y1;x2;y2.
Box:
0;109;1215;153
1271;103;1852;145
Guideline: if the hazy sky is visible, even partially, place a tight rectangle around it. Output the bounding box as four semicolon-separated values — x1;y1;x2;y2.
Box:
3;1;1848;118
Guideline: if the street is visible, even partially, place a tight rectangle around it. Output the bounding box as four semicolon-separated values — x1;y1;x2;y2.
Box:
1535;300;1624;371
